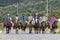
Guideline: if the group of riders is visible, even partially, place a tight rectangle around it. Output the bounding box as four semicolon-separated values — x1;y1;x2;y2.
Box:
3;13;58;34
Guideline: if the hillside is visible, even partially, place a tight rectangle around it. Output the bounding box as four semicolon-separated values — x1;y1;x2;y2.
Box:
0;0;60;22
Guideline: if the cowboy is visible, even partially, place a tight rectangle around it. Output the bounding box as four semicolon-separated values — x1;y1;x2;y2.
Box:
49;15;57;28
28;14;33;24
41;14;48;23
34;13;39;23
5;14;12;23
21;14;26;21
15;15;20;23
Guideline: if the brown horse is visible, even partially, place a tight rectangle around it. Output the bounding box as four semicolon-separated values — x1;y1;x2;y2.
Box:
3;21;12;34
27;21;33;33
51;21;58;33
20;21;27;32
31;20;39;34
40;21;47;33
14;21;21;34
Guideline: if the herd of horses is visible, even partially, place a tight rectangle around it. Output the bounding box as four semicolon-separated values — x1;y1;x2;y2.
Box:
3;19;58;34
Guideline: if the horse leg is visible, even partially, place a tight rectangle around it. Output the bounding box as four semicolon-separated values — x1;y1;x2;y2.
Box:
6;26;9;34
34;27;38;34
42;27;45;33
16;28;19;34
29;26;32;33
51;28;54;33
36;29;39;34
21;24;24;31
23;24;27;32
22;26;25;32
39;26;42;33
24;26;26;32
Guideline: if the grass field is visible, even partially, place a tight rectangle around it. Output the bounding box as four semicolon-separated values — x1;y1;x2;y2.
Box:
57;22;60;28
0;23;3;30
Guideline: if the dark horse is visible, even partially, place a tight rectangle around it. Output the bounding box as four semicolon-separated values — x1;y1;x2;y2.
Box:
40;21;47;33
51;21;58;33
33;20;39;34
20;21;27;32
14;21;21;34
3;21;12;34
28;21;33;33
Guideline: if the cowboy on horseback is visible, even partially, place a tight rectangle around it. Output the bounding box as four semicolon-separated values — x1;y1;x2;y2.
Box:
40;14;48;33
20;14;27;32
49;15;57;33
33;13;40;34
4;14;12;34
14;15;20;34
28;14;33;33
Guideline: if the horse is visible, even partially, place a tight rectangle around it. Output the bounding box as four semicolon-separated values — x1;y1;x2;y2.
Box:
20;20;27;32
14;20;21;34
51;21;58;33
40;21;47;33
27;20;33;33
32;19;39;34
3;21;12;34
39;16;50;33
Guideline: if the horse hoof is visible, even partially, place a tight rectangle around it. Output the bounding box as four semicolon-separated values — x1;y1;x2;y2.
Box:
29;32;32;34
6;32;9;34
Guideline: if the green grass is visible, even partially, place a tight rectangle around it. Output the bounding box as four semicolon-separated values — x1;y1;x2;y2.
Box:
0;23;3;30
57;22;60;28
